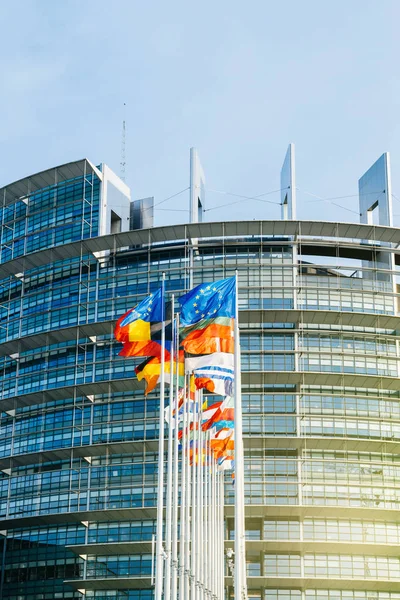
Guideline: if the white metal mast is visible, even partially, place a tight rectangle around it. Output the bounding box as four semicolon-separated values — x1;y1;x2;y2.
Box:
164;296;175;600
154;273;166;600
234;271;247;600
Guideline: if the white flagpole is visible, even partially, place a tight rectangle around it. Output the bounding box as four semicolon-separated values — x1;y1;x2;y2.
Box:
215;462;220;599
179;374;188;600
208;436;213;600
234;270;247;600
241;467;247;598
155;273;166;600
191;388;198;599
212;451;217;598
210;448;215;598
204;431;211;598
185;372;192;599
217;467;222;600
219;469;225;600
164;296;175;600
216;467;220;600
201;432;208;600
171;312;180;600
198;396;204;600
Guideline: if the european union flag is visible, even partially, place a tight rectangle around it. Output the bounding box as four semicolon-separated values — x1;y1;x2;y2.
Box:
118;288;164;327
178;277;236;326
114;288;168;358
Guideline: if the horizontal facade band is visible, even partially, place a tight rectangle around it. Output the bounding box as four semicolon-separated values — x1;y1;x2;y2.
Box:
65;577;152;590
0;378;142;411
0;219;399;280
4;504;400;532
2;370;399;411
240;370;400;391
225;504;400;520
0;320;116;357
65;575;400;592
66;539;400;558
296;240;400;265
67;542;154;556
243;309;400;331
1;506;158;530
239;540;400;557
0;439;159;470
2;434;400;471
228;576;400;592
0;309;398;358
244;434;400;454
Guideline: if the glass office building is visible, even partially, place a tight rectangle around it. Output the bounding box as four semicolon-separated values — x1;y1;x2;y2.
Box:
0;154;400;600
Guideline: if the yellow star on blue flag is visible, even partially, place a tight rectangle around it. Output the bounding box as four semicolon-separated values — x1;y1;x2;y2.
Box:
178;277;236;326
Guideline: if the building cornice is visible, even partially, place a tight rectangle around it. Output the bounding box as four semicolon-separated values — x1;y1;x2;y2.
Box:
0;219;399;280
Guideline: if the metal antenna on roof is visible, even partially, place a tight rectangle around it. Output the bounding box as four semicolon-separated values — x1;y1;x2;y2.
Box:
120;103;126;182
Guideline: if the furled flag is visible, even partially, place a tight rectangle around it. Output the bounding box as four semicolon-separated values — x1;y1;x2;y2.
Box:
114;289;167;358
185;352;234;396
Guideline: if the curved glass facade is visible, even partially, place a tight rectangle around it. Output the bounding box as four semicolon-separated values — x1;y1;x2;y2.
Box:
0;161;400;600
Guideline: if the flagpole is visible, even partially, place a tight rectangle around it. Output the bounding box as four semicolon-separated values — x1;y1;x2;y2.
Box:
196;397;201;600
204;431;211;598
215;466;220;600
155;273;166;600
203;430;207;600
191;388;198;600
164;295;175;600
171;312;180;600
198;402;203;600
234;270;246;600
198;394;204;600
220;470;225;600
212;450;217;599
210;447;215;599
197;404;204;600
179;372;188;600
185;372;192;600
220;469;225;600
217;467;222;600
211;452;216;599
209;436;214;600
187;234;194;600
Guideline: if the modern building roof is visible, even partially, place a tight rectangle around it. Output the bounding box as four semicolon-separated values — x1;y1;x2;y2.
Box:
0;158;101;204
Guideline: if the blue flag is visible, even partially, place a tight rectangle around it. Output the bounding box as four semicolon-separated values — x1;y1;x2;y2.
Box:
117;288;164;328
178;277;236;326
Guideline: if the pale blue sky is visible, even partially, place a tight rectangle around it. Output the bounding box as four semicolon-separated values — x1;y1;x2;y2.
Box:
1;0;400;227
